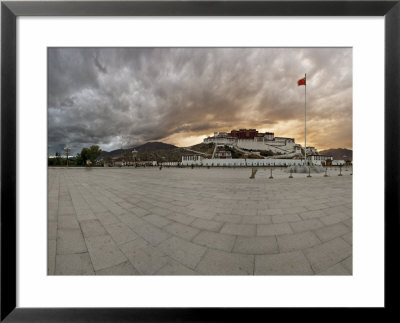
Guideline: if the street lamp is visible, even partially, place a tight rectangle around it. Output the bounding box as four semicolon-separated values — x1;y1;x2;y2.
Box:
64;146;71;167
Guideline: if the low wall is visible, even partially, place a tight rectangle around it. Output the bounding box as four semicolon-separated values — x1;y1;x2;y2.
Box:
182;160;203;166
201;158;304;167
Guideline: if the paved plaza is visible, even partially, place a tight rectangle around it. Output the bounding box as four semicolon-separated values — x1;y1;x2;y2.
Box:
48;167;352;275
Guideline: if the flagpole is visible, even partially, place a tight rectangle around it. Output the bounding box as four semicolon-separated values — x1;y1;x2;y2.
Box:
304;73;307;166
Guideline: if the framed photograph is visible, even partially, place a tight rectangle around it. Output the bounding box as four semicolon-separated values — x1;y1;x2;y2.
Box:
1;0;399;320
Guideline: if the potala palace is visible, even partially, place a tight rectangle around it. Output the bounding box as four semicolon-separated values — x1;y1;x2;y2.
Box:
203;129;317;156
181;128;341;167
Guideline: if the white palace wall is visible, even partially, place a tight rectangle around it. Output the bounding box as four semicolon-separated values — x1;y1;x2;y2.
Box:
204;137;236;145
236;139;296;153
201;158;304;167
182;156;337;167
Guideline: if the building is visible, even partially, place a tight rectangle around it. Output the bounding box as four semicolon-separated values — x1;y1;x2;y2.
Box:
214;150;232;159
139;161;157;167
204;128;299;155
308;154;333;166
203;132;236;145
230;129;258;139
305;146;318;155
331;160;346;166
264;132;274;140
104;157;156;167
181;155;203;166
161;161;180;166
48;155;67;159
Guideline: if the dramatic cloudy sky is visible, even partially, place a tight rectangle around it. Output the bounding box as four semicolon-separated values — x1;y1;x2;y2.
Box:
48;47;352;154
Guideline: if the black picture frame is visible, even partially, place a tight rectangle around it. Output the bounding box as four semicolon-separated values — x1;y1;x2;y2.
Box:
1;1;399;321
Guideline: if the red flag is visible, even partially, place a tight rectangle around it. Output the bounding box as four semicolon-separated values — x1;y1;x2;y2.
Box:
297;77;306;86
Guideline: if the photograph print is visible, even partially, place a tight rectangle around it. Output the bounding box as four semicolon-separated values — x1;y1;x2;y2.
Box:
48;47;352;275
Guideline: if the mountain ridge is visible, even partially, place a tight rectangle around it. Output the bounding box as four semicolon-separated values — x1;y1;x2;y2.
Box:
319;148;352;160
100;141;177;158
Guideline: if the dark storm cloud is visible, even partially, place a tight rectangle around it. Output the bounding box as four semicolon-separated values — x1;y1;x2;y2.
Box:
48;48;352;154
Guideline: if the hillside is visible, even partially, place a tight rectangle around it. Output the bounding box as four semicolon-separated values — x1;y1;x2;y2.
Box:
135;142;177;152
137;147;188;162
319;148;353;160
100;142;177;158
188;143;215;155
100;146;195;163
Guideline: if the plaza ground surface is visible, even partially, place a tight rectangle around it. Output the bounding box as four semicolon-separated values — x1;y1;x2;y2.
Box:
48;166;352;275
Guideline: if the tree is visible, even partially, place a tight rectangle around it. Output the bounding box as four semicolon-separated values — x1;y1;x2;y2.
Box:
55;152;62;166
74;146;101;166
75;153;83;165
82;148;90;164
88;145;102;164
75;147;89;166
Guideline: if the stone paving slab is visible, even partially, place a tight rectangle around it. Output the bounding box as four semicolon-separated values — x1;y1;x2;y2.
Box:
289;219;325;233
167;213;196;225
96;211;120;225
341;256;352;273
196;249;254;275
255;251;314;275
319;263;350;275
342;218;352;229
193;231;236;252
314;223;350;242
58;215;80;230
191;218;224;232
131;223;171;246
299;210;325;220
220;223;256;236
303;238;352;273
155;259;198;275
85;235;128;271
57;229;87;255
277;231;321;253
257;223;293;236
80;220;108;238
164;222;200;240
342;232;352;245
214;213;242;224
241;215;272;225
48;239;56;275
233;236;278;255
319;213;350;226
48;221;57;240
159;236;207;269
143;213;172;228
272;214;302;224
55;253;95;275
104;222;139;245
58;206;76;216
95;261;140;275
120;241;169;275
118;213;146;228
48;167;352;275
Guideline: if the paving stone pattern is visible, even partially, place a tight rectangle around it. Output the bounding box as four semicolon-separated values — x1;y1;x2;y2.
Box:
48;167;352;275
